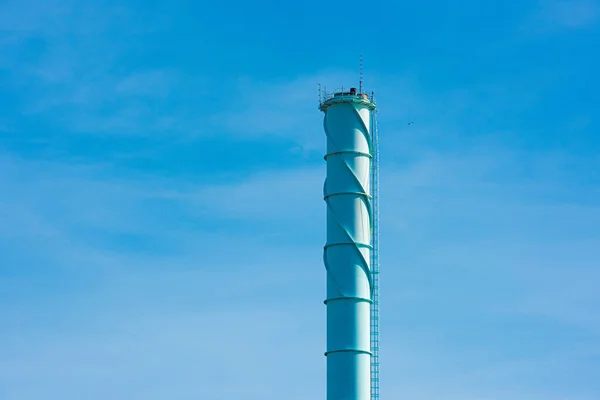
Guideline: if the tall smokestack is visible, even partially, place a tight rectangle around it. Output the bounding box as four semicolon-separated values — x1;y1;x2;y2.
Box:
319;88;377;400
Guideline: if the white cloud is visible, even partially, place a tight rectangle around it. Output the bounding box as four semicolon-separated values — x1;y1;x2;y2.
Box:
2;57;600;398
539;0;600;29
0;308;324;400
208;71;357;147
161;166;324;225
521;0;600;33
2;149;600;399
0;0;205;136
0;151;328;399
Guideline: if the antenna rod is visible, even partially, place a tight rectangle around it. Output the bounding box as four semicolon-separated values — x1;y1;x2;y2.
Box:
318;83;322;105
359;55;363;95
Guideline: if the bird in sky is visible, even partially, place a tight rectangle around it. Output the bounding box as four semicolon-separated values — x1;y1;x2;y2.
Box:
408;121;414;125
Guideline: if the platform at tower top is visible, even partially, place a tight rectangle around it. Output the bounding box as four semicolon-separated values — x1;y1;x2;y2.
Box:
319;87;377;112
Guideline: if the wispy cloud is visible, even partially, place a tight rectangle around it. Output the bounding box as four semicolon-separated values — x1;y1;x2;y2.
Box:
1;12;599;392
160;167;324;224
0;151;327;274
2;133;600;399
0;147;329;399
0;0;207;136
539;0;600;29
0;308;324;400
521;0;600;33
208;71;356;148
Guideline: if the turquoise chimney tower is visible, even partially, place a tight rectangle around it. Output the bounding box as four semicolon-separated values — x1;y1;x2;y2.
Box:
319;86;378;400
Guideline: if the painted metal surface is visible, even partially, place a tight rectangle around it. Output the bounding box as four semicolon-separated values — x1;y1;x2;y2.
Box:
320;91;376;400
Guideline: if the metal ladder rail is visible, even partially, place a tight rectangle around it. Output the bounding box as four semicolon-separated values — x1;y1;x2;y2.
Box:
370;110;380;400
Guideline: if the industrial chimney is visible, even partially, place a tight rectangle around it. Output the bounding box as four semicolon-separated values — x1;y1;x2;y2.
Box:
319;87;378;400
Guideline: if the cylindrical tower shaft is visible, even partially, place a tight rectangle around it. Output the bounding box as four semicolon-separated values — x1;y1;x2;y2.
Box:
320;89;376;400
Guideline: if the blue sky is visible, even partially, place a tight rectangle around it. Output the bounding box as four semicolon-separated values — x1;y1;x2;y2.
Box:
0;0;599;399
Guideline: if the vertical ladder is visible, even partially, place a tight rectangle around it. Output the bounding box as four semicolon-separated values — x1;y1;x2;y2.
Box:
370;110;380;400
